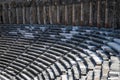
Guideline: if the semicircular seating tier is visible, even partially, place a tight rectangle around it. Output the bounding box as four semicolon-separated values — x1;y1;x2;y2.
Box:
0;25;120;80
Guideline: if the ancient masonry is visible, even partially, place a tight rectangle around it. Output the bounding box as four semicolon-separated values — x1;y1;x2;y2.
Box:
0;0;119;28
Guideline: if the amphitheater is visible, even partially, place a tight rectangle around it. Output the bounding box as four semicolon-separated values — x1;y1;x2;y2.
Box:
0;0;120;80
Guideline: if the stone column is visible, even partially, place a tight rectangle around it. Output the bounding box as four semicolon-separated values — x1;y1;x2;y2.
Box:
2;3;5;24
22;6;25;24
49;6;52;24
65;5;68;25
97;0;100;27
89;1;92;26
16;7;19;24
105;0;108;27
72;4;75;25
0;15;1;24
43;6;46;24
0;12;1;24
57;5;60;24
80;1;84;26
30;6;33;24
37;6;40;24
8;3;11;24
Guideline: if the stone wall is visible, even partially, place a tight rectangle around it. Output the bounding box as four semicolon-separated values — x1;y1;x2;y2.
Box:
0;0;119;28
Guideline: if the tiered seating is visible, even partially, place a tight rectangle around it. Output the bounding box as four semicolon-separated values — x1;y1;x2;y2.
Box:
0;25;120;80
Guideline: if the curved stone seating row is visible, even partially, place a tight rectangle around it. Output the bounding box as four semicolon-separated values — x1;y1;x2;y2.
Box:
0;34;63;79
0;26;120;80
